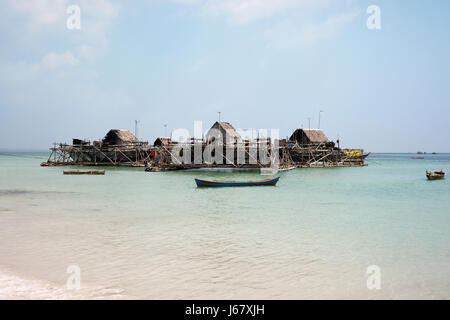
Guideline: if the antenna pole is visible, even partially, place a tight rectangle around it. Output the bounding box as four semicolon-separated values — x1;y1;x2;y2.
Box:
135;120;140;140
218;111;221;122
318;110;323;129
164;124;167;138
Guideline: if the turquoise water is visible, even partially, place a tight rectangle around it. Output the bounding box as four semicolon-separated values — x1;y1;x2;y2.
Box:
0;153;449;299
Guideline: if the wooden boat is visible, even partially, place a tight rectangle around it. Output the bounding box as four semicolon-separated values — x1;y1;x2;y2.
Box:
63;170;105;175
426;170;445;180
195;177;280;187
278;166;296;172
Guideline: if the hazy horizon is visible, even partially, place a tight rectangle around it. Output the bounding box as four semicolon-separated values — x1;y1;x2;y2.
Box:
1;1;449;153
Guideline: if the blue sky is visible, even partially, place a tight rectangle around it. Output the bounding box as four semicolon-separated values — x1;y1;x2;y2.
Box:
0;0;449;152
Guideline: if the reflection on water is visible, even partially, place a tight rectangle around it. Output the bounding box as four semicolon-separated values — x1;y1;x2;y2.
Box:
0;153;449;299
0;189;79;196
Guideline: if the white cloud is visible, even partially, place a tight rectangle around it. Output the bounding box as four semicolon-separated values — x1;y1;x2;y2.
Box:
0;0;121;90
5;0;119;52
168;0;359;48
0;51;78;86
9;0;69;26
2;0;120;66
264;11;360;49
77;0;120;35
170;0;328;24
204;0;312;24
7;0;119;28
42;51;79;68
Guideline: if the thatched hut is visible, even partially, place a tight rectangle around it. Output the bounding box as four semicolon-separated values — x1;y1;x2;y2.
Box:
102;129;137;146
153;137;172;147
206;121;241;144
289;129;328;145
72;139;89;146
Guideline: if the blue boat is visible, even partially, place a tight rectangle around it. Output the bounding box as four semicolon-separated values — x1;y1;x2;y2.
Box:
195;177;280;187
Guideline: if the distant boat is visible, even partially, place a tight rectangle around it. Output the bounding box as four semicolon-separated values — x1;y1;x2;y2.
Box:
279;166;296;172
417;151;424;154
260;166;295;175
195;177;280;187
63;170;105;175
426;170;445;181
411;156;424;159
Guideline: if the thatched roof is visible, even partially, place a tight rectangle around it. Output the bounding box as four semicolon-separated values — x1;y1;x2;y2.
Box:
303;129;328;143
290;129;328;144
154;137;172;147
208;121;241;139
103;129;137;145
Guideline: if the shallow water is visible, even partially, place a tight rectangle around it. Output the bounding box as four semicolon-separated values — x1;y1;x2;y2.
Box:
0;153;449;299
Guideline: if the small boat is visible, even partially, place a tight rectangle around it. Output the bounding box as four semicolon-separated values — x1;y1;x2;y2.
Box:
426;170;445;181
63;170;105;175
195;177;280;187
278;166;296;172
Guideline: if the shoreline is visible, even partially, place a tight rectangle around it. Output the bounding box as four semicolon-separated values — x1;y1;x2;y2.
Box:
0;266;127;300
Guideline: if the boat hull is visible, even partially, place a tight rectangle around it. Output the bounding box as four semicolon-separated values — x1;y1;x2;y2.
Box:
63;170;105;175
426;175;445;180
195;177;280;187
426;171;445;180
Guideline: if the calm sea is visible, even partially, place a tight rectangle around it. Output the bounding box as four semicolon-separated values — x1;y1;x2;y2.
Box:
0;152;449;299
